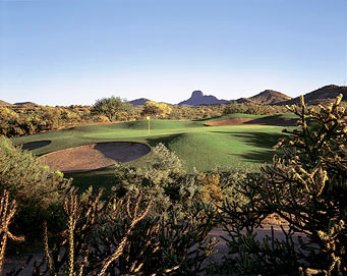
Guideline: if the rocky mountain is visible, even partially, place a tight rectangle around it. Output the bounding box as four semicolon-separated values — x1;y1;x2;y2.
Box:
129;98;150;106
276;85;347;105
178;90;229;106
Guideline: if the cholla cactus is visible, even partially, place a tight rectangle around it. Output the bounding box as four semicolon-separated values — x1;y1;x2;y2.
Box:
35;189;152;275
219;95;347;275
0;190;24;275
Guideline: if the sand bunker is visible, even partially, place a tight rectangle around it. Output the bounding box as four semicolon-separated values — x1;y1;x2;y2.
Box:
39;142;151;173
204;118;252;126
22;140;51;150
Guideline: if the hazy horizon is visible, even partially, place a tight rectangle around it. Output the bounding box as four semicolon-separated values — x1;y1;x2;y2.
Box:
1;0;347;106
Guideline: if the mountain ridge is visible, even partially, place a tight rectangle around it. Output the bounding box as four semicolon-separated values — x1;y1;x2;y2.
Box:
2;84;346;108
276;85;347;105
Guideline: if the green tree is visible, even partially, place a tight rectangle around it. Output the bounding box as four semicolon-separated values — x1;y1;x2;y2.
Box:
92;96;133;121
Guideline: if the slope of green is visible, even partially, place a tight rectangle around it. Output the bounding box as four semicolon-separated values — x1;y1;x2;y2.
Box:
12;119;288;173
12;119;292;191
199;113;266;122
157;127;282;171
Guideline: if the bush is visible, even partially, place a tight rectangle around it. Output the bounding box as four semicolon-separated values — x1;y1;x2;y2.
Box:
224;102;287;115
0;136;71;234
92;96;133;121
141;101;173;118
217;95;347;275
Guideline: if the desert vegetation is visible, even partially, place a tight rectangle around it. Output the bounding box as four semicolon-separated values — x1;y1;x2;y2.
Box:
0;96;294;138
213;94;347;275
2;92;344;139
92;96;135;122
0;95;346;275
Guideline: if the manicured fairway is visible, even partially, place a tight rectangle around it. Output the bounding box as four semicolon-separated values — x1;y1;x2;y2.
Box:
12;117;293;191
12;118;289;172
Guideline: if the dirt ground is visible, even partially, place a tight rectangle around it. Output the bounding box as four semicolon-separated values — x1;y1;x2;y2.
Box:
39;142;151;173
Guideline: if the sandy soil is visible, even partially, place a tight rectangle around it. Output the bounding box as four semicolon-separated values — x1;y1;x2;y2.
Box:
39;142;151;173
204;118;253;126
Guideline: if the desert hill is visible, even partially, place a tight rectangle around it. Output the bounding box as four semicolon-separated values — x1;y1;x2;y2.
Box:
14;102;40;107
178;90;229;106
277;85;347;105
248;90;291;105
234;90;291;105
234;97;254;104
0;100;12;106
129;98;150;106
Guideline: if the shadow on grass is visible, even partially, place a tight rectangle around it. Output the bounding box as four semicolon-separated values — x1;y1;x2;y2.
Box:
244;116;297;126
234;150;274;163
193;115;224;122
21;140;51;150
234;132;284;163
146;133;184;148
65;168;117;194
210;131;284;163
233;132;284;148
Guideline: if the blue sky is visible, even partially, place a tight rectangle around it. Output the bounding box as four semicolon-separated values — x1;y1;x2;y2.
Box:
1;0;347;105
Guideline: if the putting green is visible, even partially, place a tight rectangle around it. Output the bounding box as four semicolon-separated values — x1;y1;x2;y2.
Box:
13;118;291;172
11;117;295;191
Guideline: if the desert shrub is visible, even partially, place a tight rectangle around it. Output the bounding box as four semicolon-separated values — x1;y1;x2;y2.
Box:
111;144;219;274
216;95;347;275
116;143;223;210
0;106;85;137
116;143;249;211
91;198;215;275
114;143;190;212
0;108;20;137
3;187;215;275
0;136;71;234
141;101;173;118
168;105;225;120
92;96;133;121
224;102;287;115
194;173;223;204
93;114;111;122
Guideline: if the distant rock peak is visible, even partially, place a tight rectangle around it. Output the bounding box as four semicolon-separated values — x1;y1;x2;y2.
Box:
178;90;229;106
129;98;150;106
191;90;204;98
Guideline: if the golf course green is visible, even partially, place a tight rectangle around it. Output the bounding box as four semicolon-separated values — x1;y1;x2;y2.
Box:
12;114;295;190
